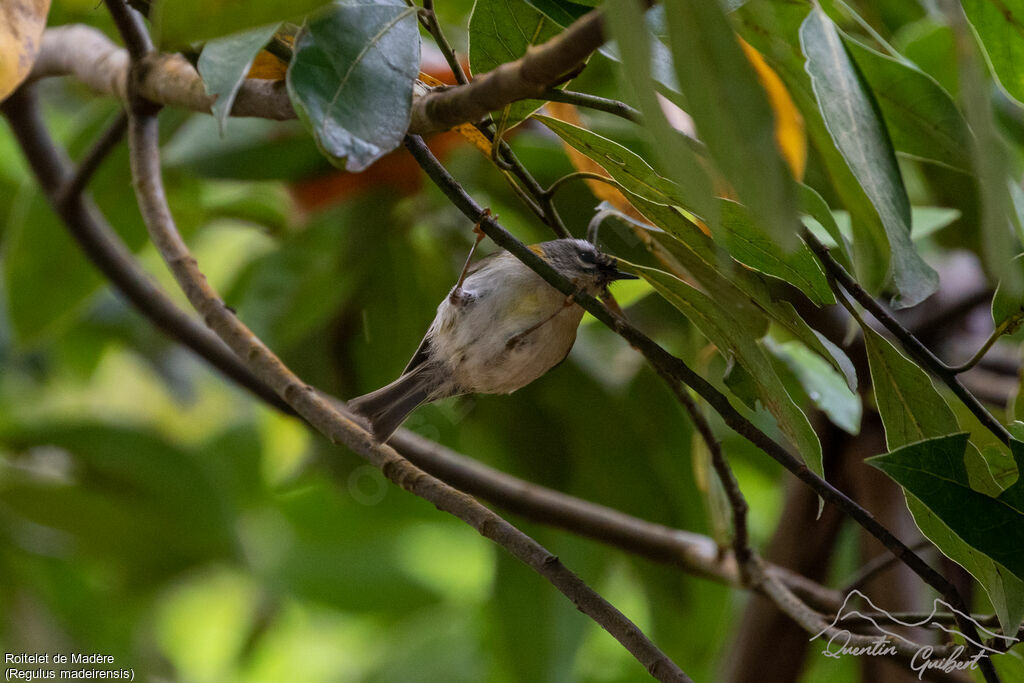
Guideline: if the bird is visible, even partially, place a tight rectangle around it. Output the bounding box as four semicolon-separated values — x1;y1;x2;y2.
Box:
350;236;637;441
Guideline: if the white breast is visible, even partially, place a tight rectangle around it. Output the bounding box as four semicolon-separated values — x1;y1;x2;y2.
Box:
428;254;585;395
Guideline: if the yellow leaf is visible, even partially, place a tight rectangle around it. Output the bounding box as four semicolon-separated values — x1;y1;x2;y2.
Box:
246;33;292;80
419;72;492;155
0;0;51;102
740;38;806;181
247;51;287;80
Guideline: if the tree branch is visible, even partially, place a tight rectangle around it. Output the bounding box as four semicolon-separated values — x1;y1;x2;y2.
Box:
409;9;606;134
31;5;612;137
30;25;295;120
1;83;842;616
401;133;1003;673
98;3;691;678
0;87;293;413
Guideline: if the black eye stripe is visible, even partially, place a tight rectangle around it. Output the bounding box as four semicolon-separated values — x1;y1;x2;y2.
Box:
578;250;597;265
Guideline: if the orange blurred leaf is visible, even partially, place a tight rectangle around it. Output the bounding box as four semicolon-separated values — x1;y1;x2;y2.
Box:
246;33;291;80
739;38;806;181
419;71;493;155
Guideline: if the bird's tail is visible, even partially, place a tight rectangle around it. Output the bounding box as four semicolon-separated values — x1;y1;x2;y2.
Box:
349;368;437;442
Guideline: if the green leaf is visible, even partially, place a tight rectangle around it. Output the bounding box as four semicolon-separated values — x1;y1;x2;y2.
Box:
962;0;1024;106
523;0;589;26
800;7;937;309
618;195;856;390
723;357;760;411
735;0;890;294
869;433;1024;582
768;339;861;435
539;117;836;310
864;325;1024;634
798;183;853;269
469;0;564;126
662;0;799;250
631;263;823;479
911;206;960;241
198;23;282;135
603;0;714;226
287;0;419;172
865;326;959;445
718;199;833;306
906;491;1024;638
896;19;958;96
844;37;972;173
535;115;703;212
152;0;326;46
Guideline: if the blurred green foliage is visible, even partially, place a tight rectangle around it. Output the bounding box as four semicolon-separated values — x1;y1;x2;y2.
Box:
0;19;776;678
5;0;1024;679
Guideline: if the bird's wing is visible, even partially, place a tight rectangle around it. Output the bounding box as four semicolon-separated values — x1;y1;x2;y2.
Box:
401;250;505;376
401;334;432;376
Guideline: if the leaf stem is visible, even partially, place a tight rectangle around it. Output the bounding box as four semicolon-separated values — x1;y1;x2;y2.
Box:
948;311;1024;374
544;170;620;199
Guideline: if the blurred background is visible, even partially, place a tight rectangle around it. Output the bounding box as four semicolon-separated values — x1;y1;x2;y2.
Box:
0;0;987;681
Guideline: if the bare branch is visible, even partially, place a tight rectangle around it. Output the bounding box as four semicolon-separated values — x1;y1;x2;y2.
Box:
0;87;293;413
97;3;691;678
30;25;295;120
409;10;606;134
31;6;612;136
401;132;993;657
661;377;752;568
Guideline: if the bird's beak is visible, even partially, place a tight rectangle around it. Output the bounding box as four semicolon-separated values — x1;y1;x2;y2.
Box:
601;258;639;282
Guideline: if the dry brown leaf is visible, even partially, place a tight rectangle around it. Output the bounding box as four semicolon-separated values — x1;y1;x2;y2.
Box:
0;0;51;102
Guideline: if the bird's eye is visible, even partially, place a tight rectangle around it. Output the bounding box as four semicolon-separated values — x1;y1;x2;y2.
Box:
579;250;597;266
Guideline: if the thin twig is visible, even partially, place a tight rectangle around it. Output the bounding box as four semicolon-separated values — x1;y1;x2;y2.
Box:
542;89;643;122
402;132;995;666
103;3;691;678
804;230;1013;446
948;312;1024;374
750;562;966;664
476;121;572;238
55;109;128;206
420;0;469;86
544;170;621;200
842;539;935;594
663;378;751;568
